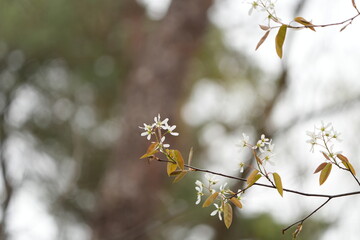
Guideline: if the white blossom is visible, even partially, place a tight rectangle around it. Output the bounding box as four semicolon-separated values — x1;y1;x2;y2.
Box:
164;123;179;136
154;113;169;130
139;123;155;140
210;203;223;221
195;180;204;205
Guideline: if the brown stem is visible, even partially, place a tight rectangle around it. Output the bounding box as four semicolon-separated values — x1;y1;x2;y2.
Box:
282;198;331;234
154;157;360;198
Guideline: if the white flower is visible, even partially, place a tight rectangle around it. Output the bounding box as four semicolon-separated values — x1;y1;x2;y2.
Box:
210;203;223;221
259;140;275;165
220;183;229;195
205;173;219;186
195;180;204;205
156;136;170;152
248;1;259;15
139;123;155;140
236;191;244;202
154;113;169;130
316;121;332;133
239;162;245;173
330;128;342;142
238;133;250;148
254;134;269;149
306;129;319;153
165;123;179;136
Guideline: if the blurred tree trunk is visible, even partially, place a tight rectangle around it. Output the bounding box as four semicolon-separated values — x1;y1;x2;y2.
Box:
92;0;213;240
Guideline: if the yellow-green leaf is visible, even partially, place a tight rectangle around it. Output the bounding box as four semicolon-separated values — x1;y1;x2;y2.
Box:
319;163;332;185
174;150;185;170
294;16;316;31
140;142;158;159
344;162;356;176
247;174;261;187
167;161;177;176
230;197;243;208
169;170;183;176
247;169;259;185
273;172;283;197
275;25;287;59
202;192;219;208
337;154;356;175
314;162;328;174
173;170;188;183
255;30;270;50
223;203;233;229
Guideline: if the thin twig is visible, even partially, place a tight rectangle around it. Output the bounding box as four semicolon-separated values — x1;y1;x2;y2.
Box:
154;157;360;198
152;156;360;234
282;198;331;233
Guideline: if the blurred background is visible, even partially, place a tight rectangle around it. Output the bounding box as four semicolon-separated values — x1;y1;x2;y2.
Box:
1;0;360;239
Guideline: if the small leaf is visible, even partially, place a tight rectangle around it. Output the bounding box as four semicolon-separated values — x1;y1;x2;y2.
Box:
167;161;178;176
255;31;270;51
254;150;263;164
202;192;219;208
275;25;287;59
314;162;328;174
343;162;356;176
169;170;183;176
337;153;349;162
321;151;330;160
173;170;188;183
223;203;233;229
294;16;316;31
292;224;303;239
140;142;159;159
352;0;358;10
247;174;261;187
347;162;356;176
273;172;283;197
187;147;193;166
174;150;185;170
247;169;259;185
230;197;243;208
259;24;270;31
340;22;351;32
319;163;332;185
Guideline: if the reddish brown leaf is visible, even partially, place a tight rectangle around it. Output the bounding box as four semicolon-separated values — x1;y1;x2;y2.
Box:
321;151;330;160
255;31;270;51
314;162;328;174
259;24;270;31
337;153;349;162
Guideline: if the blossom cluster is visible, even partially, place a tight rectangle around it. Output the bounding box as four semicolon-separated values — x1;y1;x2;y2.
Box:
195;174;243;221
139;114;179;152
247;0;277;22
306;121;342;154
238;133;276;170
